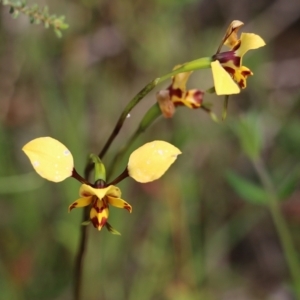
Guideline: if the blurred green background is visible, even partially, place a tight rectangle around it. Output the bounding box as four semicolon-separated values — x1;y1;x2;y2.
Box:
1;0;300;299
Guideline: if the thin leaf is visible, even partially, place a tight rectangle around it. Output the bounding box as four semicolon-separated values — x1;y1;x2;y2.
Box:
225;170;268;205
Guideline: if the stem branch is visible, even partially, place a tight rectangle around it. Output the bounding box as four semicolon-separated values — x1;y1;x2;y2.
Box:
252;157;300;299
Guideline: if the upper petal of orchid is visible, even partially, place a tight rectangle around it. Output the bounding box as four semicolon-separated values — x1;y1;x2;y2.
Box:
171;70;193;91
107;196;132;213
79;184;121;200
223;20;244;49
69;196;93;212
236;33;266;58
211;61;240;95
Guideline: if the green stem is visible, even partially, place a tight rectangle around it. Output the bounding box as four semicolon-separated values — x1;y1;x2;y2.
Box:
252;158;300;299
107;103;162;180
222;95;229;121
157;57;212;83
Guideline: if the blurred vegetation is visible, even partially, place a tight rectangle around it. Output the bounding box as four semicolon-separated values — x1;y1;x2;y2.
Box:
1;0;68;37
1;0;300;299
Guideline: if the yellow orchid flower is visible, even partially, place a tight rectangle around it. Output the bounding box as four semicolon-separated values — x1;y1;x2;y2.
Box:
23;137;181;233
211;20;266;95
156;66;204;118
69;184;131;231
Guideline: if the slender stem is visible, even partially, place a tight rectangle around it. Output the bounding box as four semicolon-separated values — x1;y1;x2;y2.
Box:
99;79;160;159
73;166;93;300
73;206;89;300
222;95;229;121
252;157;300;299
157;57;212;83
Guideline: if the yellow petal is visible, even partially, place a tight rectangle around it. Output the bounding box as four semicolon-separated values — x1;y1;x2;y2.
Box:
172;69;193;91
237;33;266;57
22;137;74;182
69;196;93;212
107;196;132;213
211;61;240;95
79;184;122;200
128;141;181;183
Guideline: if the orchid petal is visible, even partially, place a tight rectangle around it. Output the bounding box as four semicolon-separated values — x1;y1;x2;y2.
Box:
107;196;132;213
79;184;121;200
157;90;175;118
172;70;193;91
128;141;181;183
223;20;244;48
237;33;266;58
69;196;93;212
22;137;74;182
211;61;240;95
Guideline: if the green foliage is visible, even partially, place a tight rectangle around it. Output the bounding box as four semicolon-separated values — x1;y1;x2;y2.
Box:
1;0;68;37
226;168;300;205
230;113;263;160
225;170;268;205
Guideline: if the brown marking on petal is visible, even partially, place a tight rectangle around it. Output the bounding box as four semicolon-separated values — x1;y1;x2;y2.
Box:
69;202;78;211
223;66;235;77
173;100;184;107
94;202;108;213
91;216;107;230
232;40;241;52
81;192;91;197
214;52;240;67
238;79;246;88
241;70;252;77
124;203;132;213
99;217;107;228
169;87;183;99
191;90;204;107
174;90;204;109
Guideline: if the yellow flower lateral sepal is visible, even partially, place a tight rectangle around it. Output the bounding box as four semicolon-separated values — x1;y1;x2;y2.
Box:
22;137;74;182
69;184;132;231
127;141;181;183
212;20;266;95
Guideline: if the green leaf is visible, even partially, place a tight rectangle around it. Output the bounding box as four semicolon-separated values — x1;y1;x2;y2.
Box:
81;220;91;226
230;113;263;160
277;171;299;201
225;170;268;205
105;223;121;235
54;29;62;38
